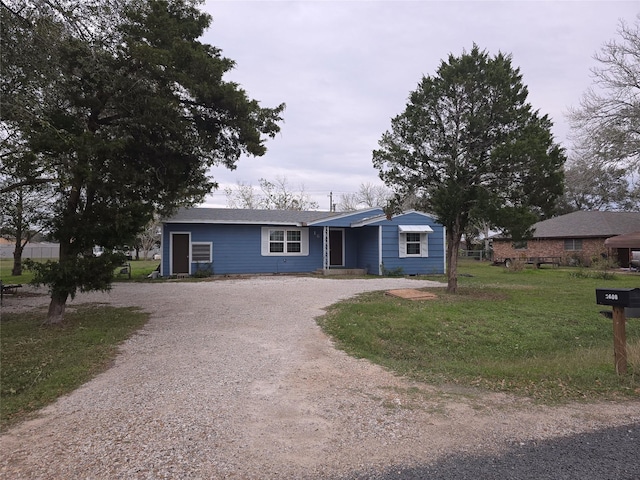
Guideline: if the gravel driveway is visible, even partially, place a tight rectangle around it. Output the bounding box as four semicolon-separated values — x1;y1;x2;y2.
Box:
1;276;639;479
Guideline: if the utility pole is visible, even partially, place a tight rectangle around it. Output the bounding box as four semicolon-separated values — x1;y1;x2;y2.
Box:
329;191;333;212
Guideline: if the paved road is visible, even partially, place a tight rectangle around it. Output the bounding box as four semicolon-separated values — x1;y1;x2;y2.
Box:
341;423;640;479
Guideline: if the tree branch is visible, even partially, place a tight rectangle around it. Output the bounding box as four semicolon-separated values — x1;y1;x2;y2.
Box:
0;177;55;194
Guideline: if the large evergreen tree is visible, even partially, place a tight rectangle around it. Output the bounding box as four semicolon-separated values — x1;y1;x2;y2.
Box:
1;0;284;322
373;45;565;293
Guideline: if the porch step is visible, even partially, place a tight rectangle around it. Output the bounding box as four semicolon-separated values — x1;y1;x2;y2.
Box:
317;268;367;276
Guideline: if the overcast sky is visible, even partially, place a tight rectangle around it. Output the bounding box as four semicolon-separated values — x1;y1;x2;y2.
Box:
199;1;639;210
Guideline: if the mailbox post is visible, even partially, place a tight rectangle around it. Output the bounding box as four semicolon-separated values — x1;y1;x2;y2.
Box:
596;288;640;375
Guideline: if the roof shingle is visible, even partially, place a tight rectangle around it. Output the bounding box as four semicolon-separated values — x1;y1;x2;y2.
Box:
163;208;340;225
532;211;640;238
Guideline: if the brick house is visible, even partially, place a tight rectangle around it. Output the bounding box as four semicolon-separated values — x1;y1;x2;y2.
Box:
492;211;640;267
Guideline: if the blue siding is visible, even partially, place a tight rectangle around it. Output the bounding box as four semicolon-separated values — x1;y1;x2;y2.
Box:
368;212;445;275
355;226;380;274
161;210;445;276
329;228;378;270
162;223;325;275
342;229;360;268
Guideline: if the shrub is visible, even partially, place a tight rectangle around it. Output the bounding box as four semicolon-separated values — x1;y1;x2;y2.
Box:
380;264;404;277
193;262;213;278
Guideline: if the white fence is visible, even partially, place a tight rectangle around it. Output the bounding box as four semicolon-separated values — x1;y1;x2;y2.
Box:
0;243;60;259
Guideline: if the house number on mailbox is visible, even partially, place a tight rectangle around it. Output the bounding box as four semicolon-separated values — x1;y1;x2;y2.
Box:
604;293;619;301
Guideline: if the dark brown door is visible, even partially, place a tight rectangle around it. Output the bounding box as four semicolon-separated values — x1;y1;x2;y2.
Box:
172;233;190;274
329;229;343;266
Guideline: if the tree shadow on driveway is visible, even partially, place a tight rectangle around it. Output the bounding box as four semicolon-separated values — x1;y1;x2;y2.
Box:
341;423;639;480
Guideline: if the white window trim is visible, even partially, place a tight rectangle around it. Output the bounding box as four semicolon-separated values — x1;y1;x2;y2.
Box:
399;232;429;258
261;227;309;256
191;242;212;263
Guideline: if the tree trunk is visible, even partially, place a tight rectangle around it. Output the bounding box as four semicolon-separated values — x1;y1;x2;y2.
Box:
44;179;82;325
12;243;24;276
12;189;25;276
45;230;74;324
46;291;69;325
446;228;463;294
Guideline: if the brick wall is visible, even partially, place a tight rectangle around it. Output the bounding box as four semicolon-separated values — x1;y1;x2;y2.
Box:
492;237;609;266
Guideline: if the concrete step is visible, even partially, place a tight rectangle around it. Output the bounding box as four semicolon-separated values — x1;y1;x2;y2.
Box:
316;268;367;276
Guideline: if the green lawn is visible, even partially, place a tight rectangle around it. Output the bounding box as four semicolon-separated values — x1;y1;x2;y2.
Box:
0;258;161;285
318;260;640;402
1;256;158;430
1;304;149;431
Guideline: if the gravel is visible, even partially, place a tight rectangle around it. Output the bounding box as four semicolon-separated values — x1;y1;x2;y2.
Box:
1;276;639;479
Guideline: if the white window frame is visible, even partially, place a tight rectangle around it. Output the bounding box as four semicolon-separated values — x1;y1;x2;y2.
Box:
405;232;421;255
191;242;212;262
261;227;309;256
398;232;429;258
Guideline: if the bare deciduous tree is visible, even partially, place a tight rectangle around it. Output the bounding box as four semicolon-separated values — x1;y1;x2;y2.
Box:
225;176;319;210
224;182;260;209
0;181;54;275
136;215;161;260
337;182;391;211
568;15;640;171
557;156;638;212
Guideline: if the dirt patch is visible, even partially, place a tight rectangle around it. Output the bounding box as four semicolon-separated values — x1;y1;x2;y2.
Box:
387;288;439;300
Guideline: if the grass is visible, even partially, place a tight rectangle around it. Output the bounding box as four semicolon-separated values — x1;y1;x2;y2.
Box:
0;258;161;285
114;259;161;281
1;256;637;432
0;304;149;431
318;259;640;402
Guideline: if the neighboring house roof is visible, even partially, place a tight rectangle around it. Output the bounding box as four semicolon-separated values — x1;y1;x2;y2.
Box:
163;207;343;226
532;211;640;239
604;231;640;249
492;211;640;240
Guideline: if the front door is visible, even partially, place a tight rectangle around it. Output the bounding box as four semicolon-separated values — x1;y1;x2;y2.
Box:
329;229;344;267
172;233;190;274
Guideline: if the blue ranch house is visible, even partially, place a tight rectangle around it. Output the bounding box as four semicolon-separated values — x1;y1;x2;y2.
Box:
161;207;445;276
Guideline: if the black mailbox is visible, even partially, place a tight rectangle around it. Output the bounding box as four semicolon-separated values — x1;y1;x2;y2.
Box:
596;288;640;308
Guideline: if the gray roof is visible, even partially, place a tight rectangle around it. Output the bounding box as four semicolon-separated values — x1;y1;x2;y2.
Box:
164;207;340;226
531;211;640;239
